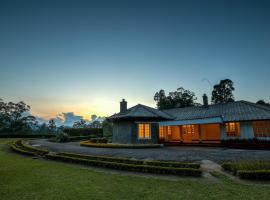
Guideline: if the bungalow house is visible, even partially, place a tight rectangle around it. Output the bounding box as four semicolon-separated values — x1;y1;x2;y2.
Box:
107;97;270;144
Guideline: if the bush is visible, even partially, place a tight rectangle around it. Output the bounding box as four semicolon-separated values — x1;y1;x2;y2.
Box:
55;132;70;143
64;128;102;137
45;153;202;177
89;137;108;143
237;170;270;180
0;134;55;138
80;141;162;148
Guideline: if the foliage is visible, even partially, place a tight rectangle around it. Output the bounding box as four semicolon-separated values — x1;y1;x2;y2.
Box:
222;161;270;180
102;119;113;138
64;127;103;137
237;170;270;180
154;87;198;109
89;137;108;143
80;141;162;148
58;152;200;169
45;154;202;177
0;99;37;134
48;119;57;134
55;132;70;143
211;79;235;104
256;100;270;107
73;119;87;128
2;139;270;200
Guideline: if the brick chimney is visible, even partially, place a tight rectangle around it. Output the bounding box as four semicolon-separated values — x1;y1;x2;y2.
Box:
120;99;127;113
203;94;208;107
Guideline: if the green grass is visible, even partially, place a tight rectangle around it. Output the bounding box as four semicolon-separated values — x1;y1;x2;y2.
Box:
0;139;270;200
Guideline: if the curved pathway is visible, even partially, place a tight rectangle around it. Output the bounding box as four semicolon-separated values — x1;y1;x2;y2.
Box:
30;139;270;164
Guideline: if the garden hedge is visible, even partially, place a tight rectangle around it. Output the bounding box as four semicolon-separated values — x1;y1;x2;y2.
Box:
10;140;49;156
222;161;270;180
58;152;200;169
237;170;270;180
64;128;103;137
0;134;55;138
10;142;37;156
10;139;201;177
45;153;202;176
80;141;162;148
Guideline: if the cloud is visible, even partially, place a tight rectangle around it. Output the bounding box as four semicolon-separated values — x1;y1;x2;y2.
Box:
60;112;84;127
34;112;105;127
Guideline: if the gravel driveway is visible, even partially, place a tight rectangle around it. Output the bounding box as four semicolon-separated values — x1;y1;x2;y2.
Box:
29;139;270;164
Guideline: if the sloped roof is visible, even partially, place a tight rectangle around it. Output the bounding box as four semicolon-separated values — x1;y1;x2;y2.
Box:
108;104;174;120
162;100;270;122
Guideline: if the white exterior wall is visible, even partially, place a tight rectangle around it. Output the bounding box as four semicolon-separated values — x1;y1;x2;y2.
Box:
240;121;254;139
221;121;254;140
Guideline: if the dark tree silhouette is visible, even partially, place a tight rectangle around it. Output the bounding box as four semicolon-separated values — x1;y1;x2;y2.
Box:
256;100;270;107
211;79;235;104
73;119;87;128
154;87;197;109
0;99;37;133
48;119;57;134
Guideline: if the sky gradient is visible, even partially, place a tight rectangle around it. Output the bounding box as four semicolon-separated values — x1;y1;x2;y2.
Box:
0;0;270;121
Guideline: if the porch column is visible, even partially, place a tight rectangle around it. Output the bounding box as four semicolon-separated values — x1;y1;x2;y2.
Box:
198;124;202;143
180;125;183;143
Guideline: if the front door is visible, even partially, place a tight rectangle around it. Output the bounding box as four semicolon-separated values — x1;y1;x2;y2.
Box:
181;125;199;143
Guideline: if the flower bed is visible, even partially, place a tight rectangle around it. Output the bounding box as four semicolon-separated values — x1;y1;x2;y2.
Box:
80;141;162;148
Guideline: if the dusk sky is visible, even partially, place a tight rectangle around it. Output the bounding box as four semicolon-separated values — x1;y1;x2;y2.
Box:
0;0;270;121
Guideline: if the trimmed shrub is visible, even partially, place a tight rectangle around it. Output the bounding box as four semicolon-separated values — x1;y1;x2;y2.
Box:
58;152;200;169
45;153;202;177
10;142;36;156
80;141;162;148
64;128;102;137
89;137;108;143
10;140;49;156
222;161;270;179
237;170;270;180
0;134;55;138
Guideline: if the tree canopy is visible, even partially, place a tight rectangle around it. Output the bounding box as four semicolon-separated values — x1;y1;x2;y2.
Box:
256;100;270;107
154;87;198;109
211;79;235;104
0;99;37;133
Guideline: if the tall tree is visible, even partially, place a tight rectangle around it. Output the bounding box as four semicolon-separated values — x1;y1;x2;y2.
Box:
73;119;87;128
154;87;197;109
48;119;57;134
211;79;235;104
0;100;37;133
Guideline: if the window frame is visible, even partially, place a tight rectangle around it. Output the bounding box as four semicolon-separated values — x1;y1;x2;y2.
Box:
182;125;195;135
252;121;270;138
138;123;151;140
225;122;240;137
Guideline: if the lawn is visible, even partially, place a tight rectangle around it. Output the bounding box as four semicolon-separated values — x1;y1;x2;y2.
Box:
0;139;270;200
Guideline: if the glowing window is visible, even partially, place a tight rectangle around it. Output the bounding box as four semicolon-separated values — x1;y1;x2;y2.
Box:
183;125;195;135
138;124;151;139
167;126;171;135
159;126;164;138
225;122;240;137
253;121;270;137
